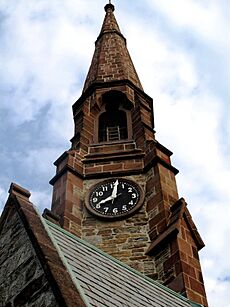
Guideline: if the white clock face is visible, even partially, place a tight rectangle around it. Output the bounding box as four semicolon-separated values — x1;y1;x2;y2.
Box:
86;178;144;219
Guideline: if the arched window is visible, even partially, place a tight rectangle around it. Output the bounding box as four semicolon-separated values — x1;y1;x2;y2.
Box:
97;90;132;143
99;107;128;142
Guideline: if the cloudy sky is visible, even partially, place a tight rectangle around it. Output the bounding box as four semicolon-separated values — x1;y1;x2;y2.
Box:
0;0;229;305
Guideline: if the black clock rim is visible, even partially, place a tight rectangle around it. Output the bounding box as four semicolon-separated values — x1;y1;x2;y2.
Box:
85;178;144;220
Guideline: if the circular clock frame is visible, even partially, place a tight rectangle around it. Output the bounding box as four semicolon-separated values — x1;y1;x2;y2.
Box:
85;178;144;219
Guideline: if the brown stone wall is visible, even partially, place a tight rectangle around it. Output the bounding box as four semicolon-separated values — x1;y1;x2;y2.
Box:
80;172;157;278
51;171;84;237
175;221;208;306
133;94;155;146
0;209;58;307
146;162;178;241
132;103;146;149
154;244;172;282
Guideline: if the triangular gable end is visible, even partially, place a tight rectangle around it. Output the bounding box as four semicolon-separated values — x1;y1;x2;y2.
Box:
0;183;87;307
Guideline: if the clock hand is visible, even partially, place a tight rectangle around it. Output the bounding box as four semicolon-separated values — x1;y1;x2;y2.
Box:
98;181;120;205
111;179;119;198
98;195;114;205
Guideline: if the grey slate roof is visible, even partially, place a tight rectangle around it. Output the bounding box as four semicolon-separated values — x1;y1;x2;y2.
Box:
43;219;201;307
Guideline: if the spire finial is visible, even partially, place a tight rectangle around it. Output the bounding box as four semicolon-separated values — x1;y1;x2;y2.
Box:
105;1;115;12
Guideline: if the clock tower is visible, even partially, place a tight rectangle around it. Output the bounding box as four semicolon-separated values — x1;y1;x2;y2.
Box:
49;3;208;306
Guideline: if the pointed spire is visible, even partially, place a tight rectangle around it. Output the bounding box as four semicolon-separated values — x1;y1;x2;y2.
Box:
101;2;120;34
83;2;143;92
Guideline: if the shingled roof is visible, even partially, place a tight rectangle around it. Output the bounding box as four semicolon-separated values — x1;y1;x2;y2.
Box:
0;183;202;307
46;219;202;307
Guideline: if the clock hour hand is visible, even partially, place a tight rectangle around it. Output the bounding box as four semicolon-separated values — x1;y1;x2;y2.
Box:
98;195;114;205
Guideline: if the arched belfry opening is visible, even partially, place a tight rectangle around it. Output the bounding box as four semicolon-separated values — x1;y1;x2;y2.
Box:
99;109;127;142
97;91;132;142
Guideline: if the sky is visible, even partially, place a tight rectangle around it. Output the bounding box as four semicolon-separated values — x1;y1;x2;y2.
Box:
0;0;229;305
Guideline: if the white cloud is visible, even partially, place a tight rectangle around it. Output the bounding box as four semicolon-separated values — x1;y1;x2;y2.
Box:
146;0;229;49
21;148;61;176
30;188;52;212
205;276;230;307
0;0;98;127
0;186;8;215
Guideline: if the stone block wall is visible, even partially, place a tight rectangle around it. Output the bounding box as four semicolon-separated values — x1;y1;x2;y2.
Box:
81;172;157;278
0;208;57;307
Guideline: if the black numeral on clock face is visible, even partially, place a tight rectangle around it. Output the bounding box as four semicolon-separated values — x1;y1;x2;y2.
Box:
88;179;142;218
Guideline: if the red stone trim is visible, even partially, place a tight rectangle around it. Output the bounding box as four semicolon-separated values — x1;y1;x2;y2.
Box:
146;198;205;255
8;182;31;199
146;223;179;255
144;155;179;175
42;208;60;226
50;164;84;185
96;29;126;44
74;79;152;111
155;141;173;156
83;149;144;163
183;207;205;250
53;151;69;167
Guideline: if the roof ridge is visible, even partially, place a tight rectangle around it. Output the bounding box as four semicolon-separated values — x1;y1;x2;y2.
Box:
44;219;197;305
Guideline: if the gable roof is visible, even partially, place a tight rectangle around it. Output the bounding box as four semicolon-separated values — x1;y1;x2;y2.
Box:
1;183;202;307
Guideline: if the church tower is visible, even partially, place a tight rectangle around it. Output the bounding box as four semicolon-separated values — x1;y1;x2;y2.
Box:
49;3;208;306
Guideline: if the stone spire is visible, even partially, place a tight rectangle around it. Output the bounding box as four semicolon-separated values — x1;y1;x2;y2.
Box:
83;2;143;92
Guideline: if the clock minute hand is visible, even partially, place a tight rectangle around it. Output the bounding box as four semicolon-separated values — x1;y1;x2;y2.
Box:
111;180;119;198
